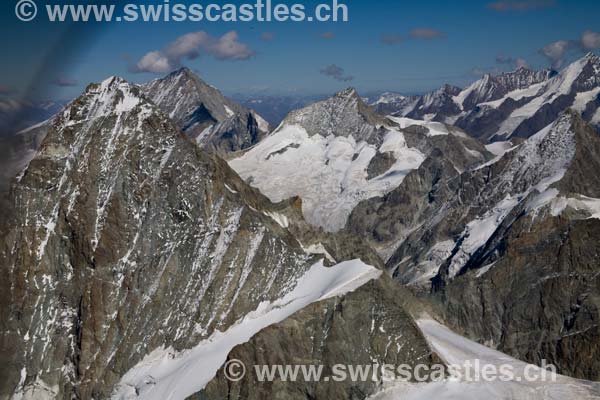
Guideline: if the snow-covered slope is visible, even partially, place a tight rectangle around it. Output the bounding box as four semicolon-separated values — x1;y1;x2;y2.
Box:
389;112;578;285
367;92;414;117
389;116;469;137
454;66;553;112
369;318;600;400
477;53;600;139
403;84;462;122
113;259;381;399
229;89;426;232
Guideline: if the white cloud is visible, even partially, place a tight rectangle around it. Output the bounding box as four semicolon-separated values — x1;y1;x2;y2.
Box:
133;31;254;73
209;31;255;60
319;64;354;82
165;31;210;60
135;51;175;74
539;30;600;69
540;40;573;68
581;30;600;51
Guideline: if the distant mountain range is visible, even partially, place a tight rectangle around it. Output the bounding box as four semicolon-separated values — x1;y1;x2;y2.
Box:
369;53;600;142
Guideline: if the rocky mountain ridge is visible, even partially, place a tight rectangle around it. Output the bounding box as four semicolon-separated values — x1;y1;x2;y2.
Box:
141;67;271;155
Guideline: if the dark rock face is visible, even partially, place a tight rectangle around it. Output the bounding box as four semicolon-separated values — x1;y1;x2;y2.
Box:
198;277;439;400
453;56;600;141
437;213;600;381
0;77;309;399
429;112;600;380
404;84;462;122
0;77;439;400
459;67;553;111
368;92;413;117
141;67;270;155
346;127;492;262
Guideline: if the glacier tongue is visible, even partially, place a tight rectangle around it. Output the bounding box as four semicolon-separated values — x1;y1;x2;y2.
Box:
112;259;381;400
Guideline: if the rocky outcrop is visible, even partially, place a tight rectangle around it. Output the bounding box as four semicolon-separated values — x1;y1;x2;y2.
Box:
404;84;462;122
346;123;493;264
436;210;600;381
282;88;391;145
428;111;600;380
458;67;553;111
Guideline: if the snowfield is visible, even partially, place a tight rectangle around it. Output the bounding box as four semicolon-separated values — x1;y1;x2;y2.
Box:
112;259;381;400
388;116;465;137
369;318;600;400
229;124;425;232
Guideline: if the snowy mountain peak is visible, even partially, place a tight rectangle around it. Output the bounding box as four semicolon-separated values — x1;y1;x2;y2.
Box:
583;51;600;62
371;92;407;104
335;87;360;99
280;87;390;143
438;84;462;95
66;76;151;125
545;52;600;96
99;75;126;87
6;72;347;399
172;65;195;76
569;52;600;70
164;66;217;90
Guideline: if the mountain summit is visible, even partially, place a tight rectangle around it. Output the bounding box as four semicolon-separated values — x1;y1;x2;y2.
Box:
282;86;390;143
141;67;270;154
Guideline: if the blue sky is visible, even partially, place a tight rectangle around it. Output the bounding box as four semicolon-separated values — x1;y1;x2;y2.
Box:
2;0;600;102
